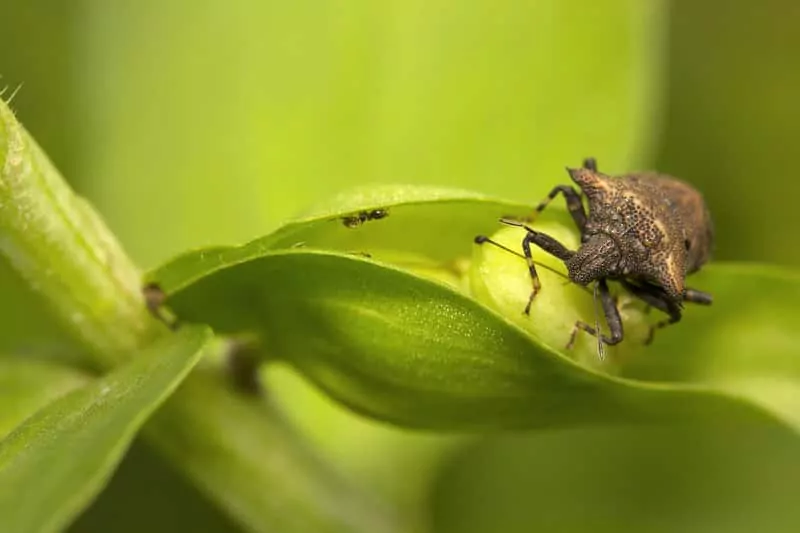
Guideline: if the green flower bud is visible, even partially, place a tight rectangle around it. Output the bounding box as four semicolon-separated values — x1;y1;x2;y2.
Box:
469;220;650;373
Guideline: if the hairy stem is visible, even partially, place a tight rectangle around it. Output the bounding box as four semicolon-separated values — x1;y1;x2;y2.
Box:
0;102;161;367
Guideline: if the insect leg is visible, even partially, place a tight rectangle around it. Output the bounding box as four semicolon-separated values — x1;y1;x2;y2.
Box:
566;278;623;352
518;232;543;314
532;185;587;231
474;234;588;289
619;280;682;344
684;288;712;305
518;228;577;313
473;233;541;314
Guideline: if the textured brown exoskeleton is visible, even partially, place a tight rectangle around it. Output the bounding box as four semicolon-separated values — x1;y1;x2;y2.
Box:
475;158;714;354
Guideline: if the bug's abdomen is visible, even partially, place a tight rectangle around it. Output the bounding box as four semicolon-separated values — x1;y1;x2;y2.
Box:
653;177;714;273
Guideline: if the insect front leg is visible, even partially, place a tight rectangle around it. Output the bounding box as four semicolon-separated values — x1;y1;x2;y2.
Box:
473;233;543;314
566;278;623;351
516;225;575;314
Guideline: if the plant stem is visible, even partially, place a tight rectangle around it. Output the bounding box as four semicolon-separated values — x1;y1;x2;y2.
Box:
0;102;161;367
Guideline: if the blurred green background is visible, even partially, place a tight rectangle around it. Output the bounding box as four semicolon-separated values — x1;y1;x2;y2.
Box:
2;1;799;532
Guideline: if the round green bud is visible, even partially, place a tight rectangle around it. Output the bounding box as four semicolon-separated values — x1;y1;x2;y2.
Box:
469;220;650;373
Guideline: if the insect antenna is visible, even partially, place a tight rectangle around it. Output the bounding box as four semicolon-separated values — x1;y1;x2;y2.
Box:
474;234;592;295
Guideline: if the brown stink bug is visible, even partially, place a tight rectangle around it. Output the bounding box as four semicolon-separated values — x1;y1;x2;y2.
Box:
475;158;713;354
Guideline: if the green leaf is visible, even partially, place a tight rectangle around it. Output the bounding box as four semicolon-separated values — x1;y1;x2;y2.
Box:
148;191;800;433
0;325;211;533
621;263;800;429
0;357;89;439
432;422;800;533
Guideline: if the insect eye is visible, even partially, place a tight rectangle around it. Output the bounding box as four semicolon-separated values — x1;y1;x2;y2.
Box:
684;239;691;251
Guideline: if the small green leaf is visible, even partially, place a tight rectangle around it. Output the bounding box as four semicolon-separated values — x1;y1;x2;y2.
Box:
0;325;211;533
0;357;89;438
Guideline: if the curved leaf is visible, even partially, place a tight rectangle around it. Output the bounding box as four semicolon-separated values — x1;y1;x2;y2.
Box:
621;263;800;428
150;246;790;431
432;422;800;533
148;190;800;432
151;186;536;294
0;357;89;438
0;325;211;533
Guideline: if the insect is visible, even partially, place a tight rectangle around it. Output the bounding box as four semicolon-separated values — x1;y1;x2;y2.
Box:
142;282;180;330
475;158;714;353
340;208;389;228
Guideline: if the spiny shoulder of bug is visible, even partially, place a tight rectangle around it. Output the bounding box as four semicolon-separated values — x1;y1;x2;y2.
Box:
562;166;700;303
